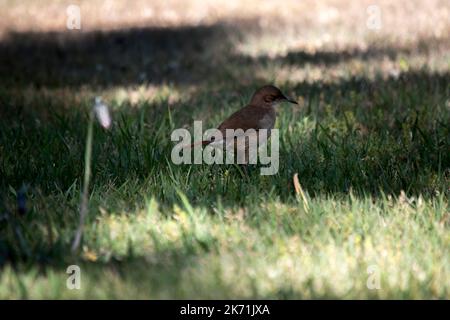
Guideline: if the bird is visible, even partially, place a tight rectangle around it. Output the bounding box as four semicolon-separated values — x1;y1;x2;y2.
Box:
188;85;297;164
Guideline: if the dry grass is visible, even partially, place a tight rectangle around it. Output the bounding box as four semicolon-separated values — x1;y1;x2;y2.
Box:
1;0;449;45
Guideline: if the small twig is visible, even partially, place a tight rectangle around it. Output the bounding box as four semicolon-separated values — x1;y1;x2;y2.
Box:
293;173;309;212
71;97;111;254
71;108;94;254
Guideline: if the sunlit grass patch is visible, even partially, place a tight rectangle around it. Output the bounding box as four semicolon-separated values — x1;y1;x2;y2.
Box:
0;194;448;299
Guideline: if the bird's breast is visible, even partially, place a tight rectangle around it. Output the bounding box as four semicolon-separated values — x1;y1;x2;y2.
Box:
259;112;276;130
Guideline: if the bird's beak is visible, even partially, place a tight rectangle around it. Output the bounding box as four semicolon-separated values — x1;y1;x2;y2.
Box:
283;95;298;104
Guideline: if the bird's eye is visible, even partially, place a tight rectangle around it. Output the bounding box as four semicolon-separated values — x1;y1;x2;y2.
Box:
264;95;275;103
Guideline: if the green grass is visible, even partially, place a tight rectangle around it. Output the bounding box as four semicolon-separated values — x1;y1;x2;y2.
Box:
0;4;449;298
1;69;448;298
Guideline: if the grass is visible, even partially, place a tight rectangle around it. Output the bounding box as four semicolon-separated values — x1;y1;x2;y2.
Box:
0;0;449;299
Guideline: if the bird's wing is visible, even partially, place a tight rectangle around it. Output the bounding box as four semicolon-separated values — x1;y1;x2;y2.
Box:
217;105;273;133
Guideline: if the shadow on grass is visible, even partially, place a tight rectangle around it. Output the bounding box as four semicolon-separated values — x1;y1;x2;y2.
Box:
0;20;448;88
251;36;449;66
1;68;448;198
0;67;448;203
0;21;240;88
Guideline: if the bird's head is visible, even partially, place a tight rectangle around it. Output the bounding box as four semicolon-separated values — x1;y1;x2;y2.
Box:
250;85;298;107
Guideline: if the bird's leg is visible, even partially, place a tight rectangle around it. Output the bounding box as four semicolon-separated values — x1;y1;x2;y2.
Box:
241;163;249;176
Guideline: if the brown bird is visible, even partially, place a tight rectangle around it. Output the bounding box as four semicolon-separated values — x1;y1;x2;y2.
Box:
189;85;297;163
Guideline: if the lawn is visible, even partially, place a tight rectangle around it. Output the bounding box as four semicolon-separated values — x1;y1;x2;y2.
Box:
0;0;449;299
